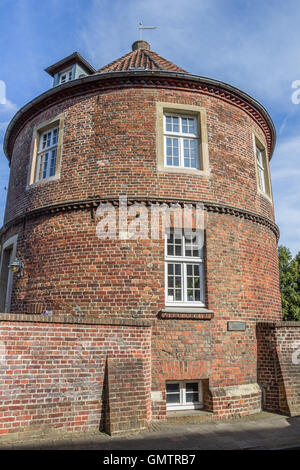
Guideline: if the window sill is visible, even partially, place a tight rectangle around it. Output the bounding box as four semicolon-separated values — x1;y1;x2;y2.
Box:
257;188;273;203
157;166;210;176
26;174;60;190
160;307;214;320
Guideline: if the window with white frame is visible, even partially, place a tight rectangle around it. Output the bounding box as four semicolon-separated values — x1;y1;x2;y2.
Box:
255;139;270;196
35;127;59;183
165;229;205;306
166;381;203;410
0;235;18;313
256;145;266;193
164;114;200;169
58;68;73;84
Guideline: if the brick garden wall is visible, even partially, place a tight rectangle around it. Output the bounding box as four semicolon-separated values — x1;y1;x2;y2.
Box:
0;315;152;436
257;322;300;416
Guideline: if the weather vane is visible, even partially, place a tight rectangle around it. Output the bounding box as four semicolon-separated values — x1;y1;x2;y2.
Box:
138;22;157;40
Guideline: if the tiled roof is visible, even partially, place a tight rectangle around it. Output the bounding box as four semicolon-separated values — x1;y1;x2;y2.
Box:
97;48;187;74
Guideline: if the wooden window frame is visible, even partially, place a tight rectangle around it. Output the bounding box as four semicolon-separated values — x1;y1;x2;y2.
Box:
28;113;65;187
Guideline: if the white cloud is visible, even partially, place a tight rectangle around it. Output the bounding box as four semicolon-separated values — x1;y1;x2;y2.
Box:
0;122;9;132
271;134;300;255
0;98;17;114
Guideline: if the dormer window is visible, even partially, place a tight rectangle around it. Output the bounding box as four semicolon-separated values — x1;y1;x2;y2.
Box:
58;68;73;84
45;52;96;88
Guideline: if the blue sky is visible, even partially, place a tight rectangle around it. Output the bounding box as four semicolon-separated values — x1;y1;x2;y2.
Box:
0;0;299;254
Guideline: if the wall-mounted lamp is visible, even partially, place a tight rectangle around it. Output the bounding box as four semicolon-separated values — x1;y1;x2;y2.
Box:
9;258;24;277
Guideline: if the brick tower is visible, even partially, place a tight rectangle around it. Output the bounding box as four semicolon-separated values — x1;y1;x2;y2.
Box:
0;41;288;436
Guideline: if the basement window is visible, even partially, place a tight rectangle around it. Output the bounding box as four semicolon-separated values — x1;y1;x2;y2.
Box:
166;381;203;410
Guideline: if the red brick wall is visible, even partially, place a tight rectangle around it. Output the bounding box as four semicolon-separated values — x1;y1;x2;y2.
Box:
0;79;284;428
0;316;152;436
4;209;281;322
257;322;300;416
5;87;274;225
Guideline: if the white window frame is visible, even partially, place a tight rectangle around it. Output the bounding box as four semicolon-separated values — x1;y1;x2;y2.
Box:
35;126;59;183
165;230;205;307
256;145;266;193
166;380;203;411
58;67;73;84
0;235;18;313
252;133;272;200
163;114;200;169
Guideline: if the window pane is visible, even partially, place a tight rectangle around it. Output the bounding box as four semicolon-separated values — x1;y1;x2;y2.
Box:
52;128;58;145
186;264;201;302
49;149;57;177
165;115;179;133
166;383;179;393
185;232;202;257
166;393;181;404
167;232;182;256
186;382;199;403
166;383;180;404
183;139;199;169
167;263;182;302
166;137;179;166
42;153;49;179
186;382;198;392
182;117;196;134
186;392;199;403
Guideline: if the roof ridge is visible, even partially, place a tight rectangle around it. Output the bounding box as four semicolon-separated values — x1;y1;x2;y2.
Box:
98;50;136;73
143;50;164;70
148;50;186;72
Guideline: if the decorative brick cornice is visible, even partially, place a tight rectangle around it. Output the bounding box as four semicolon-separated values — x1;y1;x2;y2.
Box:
160;311;213;320
0;196;280;242
4;71;275;162
0;312;153;327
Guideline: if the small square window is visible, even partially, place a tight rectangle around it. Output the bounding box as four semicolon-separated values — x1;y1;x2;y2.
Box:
58;68;73;84
166;381;203;410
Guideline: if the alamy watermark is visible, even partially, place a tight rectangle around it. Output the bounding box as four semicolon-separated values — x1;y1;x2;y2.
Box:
0;80;6;105
95;195;206;241
292;340;300;365
291;80;300;104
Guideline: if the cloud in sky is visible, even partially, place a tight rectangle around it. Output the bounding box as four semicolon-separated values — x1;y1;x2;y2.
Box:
0;0;299;254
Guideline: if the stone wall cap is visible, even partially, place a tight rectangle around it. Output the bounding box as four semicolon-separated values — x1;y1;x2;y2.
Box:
0;313;154;327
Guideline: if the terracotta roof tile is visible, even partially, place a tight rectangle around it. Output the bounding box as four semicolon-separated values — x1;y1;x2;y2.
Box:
97;49;187;74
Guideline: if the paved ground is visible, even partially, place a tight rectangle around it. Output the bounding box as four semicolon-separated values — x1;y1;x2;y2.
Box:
1;412;300;450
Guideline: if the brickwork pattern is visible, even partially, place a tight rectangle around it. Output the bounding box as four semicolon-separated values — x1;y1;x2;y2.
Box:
257;322;300;416
0;320;151;435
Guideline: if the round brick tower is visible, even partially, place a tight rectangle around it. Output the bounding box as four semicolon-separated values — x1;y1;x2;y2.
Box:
0;41;282;427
